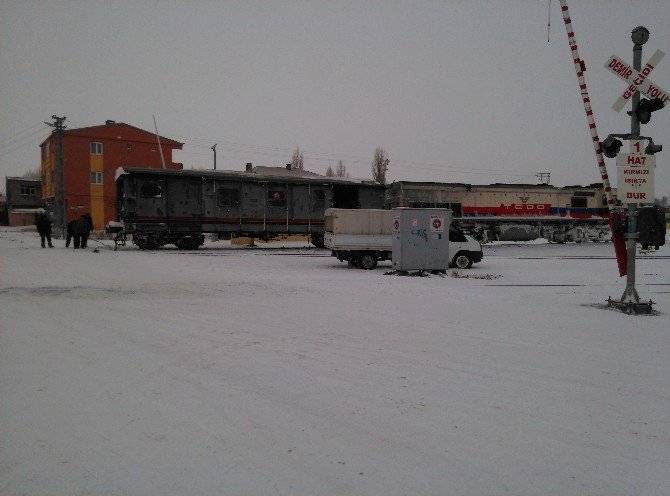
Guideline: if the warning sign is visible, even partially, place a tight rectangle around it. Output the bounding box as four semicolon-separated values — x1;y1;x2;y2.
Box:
392;216;400;233
430;215;445;233
616;153;655;204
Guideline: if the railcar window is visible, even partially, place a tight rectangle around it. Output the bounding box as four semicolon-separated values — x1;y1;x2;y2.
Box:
313;190;325;209
571;197;588;208
217;188;240;207
267;190;286;208
140;183;162;198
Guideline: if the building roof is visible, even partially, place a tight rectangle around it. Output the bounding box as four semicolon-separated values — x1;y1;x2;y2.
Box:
390;180;604;191
118;165;384;187
6;177;41;183
40;121;183;147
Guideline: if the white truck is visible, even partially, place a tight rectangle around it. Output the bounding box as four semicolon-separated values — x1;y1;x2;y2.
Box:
324;208;483;270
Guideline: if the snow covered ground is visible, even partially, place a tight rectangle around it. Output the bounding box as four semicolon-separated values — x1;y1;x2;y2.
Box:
1;227;669;496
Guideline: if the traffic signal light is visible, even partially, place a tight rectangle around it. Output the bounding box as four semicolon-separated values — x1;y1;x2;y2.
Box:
636;98;665;124
644;138;662;155
636;205;666;249
600;136;623;158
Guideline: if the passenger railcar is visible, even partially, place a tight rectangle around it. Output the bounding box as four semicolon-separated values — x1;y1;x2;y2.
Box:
115;165;385;249
385;182;610;241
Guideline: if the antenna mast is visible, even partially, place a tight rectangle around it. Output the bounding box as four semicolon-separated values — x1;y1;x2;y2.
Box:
153;115;167;169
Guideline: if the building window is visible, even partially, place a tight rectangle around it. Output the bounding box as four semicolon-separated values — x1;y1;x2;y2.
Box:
267;189;286;208
90;142;103;155
91;172;103;184
217;188;240;207
20;184;36;195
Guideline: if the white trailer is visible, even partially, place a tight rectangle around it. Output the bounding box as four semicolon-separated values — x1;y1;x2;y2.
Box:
324;208;483;270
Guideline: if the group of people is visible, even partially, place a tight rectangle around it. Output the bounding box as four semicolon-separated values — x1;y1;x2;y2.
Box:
35;213;93;249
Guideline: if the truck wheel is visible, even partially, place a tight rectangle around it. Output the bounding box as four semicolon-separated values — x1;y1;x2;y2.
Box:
358;254;378;270
453;252;473;269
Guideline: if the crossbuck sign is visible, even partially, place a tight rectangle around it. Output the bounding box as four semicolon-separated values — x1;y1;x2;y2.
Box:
605;49;669;112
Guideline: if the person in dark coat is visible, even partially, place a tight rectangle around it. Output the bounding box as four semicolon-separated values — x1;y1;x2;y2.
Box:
73;214;92;249
65;219;76;248
36;213;54;248
81;213;93;248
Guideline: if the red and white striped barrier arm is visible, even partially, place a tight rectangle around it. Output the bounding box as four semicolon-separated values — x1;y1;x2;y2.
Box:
559;0;615;210
559;0;627;276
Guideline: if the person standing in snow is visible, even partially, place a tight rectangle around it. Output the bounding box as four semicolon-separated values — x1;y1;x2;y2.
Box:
36;213;54;248
81;213;93;248
65;218;76;248
73;214;91;249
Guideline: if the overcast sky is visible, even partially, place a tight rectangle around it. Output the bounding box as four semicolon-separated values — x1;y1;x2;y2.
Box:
1;0;669;195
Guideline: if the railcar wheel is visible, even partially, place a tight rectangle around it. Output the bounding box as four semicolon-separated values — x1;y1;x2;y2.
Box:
134;234;160;251
176;237;202;250
358;253;378;270
453;252;473;269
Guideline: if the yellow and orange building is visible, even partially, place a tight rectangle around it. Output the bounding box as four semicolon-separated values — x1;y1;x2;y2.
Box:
40;120;183;230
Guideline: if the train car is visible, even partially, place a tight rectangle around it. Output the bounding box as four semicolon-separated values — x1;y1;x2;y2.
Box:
115;164;386;249
385;181;610;242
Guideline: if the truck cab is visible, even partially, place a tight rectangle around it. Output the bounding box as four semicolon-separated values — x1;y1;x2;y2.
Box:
449;225;483;269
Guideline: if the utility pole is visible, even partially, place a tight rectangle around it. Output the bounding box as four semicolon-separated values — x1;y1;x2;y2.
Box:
211;144;217;170
45;115;66;235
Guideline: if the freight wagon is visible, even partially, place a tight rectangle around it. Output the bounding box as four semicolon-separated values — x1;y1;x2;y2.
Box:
385;181;611;242
115;165;385;249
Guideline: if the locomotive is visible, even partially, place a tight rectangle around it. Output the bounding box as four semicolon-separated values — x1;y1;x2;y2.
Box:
115;164;385;249
385;181;610;242
115;164;611;249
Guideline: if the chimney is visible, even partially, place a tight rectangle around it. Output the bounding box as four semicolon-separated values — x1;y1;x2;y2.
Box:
245;162;253;172
105;120;115;125
286;163;292;170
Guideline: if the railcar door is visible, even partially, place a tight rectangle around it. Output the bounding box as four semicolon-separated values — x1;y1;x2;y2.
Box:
166;176;202;233
288;184;309;234
134;176;167;231
212;180;242;233
265;183;288;235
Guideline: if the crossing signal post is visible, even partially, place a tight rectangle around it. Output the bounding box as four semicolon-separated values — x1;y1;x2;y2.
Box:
604;26;666;314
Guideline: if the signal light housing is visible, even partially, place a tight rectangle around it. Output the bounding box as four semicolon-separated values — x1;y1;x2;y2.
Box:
636;98;665;124
600;136;623;158
644;138;662;155
636;205;666;249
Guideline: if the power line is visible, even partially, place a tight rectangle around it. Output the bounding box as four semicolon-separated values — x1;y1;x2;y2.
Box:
0;126;51;155
0;122;48;147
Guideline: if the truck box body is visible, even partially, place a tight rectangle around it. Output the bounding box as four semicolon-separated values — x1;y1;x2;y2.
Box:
324;209;393;252
324;208;393;235
324;208;483;270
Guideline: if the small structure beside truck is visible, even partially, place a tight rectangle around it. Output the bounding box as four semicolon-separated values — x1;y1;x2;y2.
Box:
324;208;483;270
